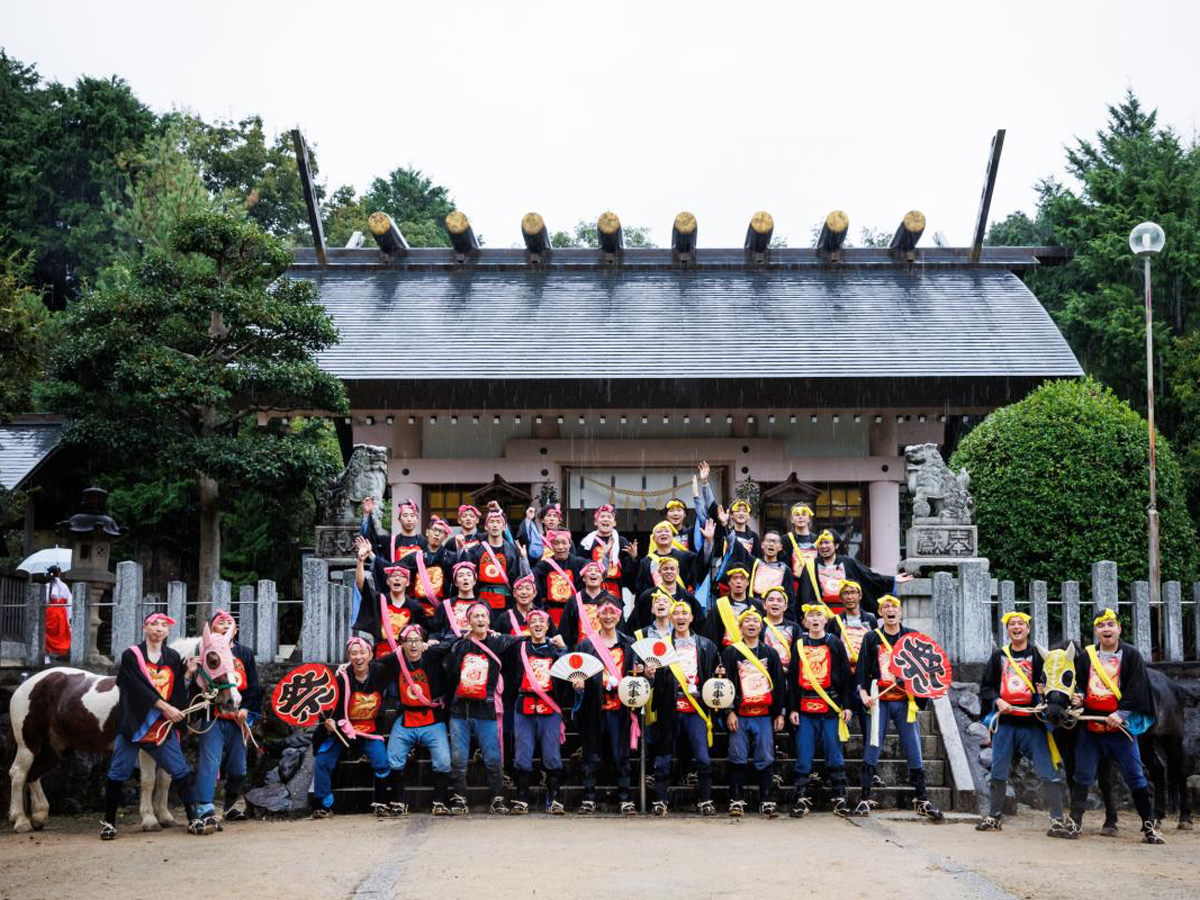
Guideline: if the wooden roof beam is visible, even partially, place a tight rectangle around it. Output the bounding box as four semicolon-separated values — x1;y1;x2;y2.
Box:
969;129;1006;264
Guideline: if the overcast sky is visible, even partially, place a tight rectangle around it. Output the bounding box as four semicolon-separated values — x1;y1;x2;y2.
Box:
7;1;1200;248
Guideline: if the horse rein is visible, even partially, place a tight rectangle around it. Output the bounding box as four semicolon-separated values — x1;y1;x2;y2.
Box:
993;701;1133;741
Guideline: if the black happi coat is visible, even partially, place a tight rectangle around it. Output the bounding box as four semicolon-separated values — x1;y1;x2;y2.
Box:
648;633;720;741
352;553;429;654
856;624;929;711
400;544;458;617
558;588;620;649
795;553;897;616
115;641;189;740
1074;640;1157;722
228;640;262;717
509;638;573;716
531;552;591;625
788;632;853;718
632;545;710;596
443;632;522;719
718;639;783;719
574;631;637;758
379;642;452;726
313;660;391;750
978;643;1046;726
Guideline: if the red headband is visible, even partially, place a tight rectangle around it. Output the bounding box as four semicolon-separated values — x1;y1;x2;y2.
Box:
593;504;615;522
143;612;176;627
458;504;481;518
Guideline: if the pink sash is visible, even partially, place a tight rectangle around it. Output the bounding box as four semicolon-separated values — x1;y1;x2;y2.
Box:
337;667;384;742
397;652;439;709
518;642;566;743
481;542;511;586
574;592;640;749
441;595;467;638
414;551;441;605
467;637;507;766
378;593;399;654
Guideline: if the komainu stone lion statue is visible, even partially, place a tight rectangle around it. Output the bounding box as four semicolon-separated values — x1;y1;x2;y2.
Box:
904;443;973;524
320;444;388;526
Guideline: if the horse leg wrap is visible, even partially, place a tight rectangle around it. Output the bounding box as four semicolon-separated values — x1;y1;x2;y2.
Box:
1069;782;1090;829
988;779;1007;818
104;778;123;826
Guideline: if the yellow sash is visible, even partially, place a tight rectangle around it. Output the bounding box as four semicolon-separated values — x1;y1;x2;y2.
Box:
1086;645;1122;700
666;635;713;746
764;619;791;661
796;640;850;742
716;595;740;646
732;641;773;692
1002;644;1062;769
831;611;856;662
875;629;918;723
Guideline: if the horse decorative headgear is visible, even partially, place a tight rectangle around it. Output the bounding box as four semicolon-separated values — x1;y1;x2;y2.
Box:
198;622;241;710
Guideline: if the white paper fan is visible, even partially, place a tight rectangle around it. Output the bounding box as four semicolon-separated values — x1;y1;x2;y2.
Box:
550;651;604;681
632;637;680;667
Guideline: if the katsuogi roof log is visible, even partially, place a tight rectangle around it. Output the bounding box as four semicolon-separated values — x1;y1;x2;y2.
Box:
671;211;697;254
445;211;480;253
597;211;623;253
745;211;774;253
521;212;550;254
368;212;409;255
816;210;849;258
890;210;926;258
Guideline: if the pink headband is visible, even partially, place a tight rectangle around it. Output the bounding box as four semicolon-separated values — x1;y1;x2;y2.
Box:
597;599;623;614
593;504;615;522
485;510;505;523
400;624;425;640
466;601;491;618
580;561;603;575
547;529;571;543
210;609;235;626
452;561;477;576
541;503;562;517
347;636;372;653
143;612;176;626
397;500;419;514
383;565;410;578
513;574;536;589
526;608;550;622
458;504;481;518
430;515;452;534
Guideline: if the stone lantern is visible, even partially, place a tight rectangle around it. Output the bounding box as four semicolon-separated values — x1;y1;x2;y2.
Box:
58;487;122;666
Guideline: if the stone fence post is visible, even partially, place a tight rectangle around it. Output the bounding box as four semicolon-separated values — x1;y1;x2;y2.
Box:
238;584;257;655
1130;581;1152;658
997;580;1015;638
166;581;187;641
69;582;89;666
302;558;330;663
24;580;44;665
1029;581;1049;649
1061;581;1081;645
959;561;992;664
256;579;278;663
112;561;143;658
931;572;958;661
1091;561;1118;619
1162;581;1183;662
211;580;232;618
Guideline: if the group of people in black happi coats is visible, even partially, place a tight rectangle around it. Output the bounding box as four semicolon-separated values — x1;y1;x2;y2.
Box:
324;461;937;822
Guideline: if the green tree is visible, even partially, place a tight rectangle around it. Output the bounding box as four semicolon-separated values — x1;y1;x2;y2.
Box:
550;219;656;248
950;378;1198;589
361;167;455;247
38;212;348;612
0;245;50;420
0;52;156;306
983;92;1200;523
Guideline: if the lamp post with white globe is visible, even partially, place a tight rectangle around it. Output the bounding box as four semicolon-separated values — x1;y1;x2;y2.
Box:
1129;221;1165;612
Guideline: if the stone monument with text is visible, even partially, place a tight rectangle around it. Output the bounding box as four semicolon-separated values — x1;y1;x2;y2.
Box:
315;444;388;567
902;443;987;574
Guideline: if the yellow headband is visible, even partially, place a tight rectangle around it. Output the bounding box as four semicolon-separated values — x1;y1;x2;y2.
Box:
838;579;862;595
790;503;814;518
878;594;901;609
726;567;750;579
1001;611;1032;626
737;607;763;626
730;499;751;513
653;520;676;536
801;603;830;619
665;499;686;511
762;586;789;602
816;529;835;544
651;589;676;606
671;600;692;615
1093;608;1119;627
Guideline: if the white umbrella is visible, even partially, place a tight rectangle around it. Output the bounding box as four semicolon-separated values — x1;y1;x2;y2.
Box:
17;547;72;576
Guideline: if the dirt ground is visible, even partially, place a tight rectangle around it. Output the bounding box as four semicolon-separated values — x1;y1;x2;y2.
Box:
1;810;1196;900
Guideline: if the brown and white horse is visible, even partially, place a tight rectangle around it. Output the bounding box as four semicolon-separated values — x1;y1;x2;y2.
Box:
7;625;240;833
